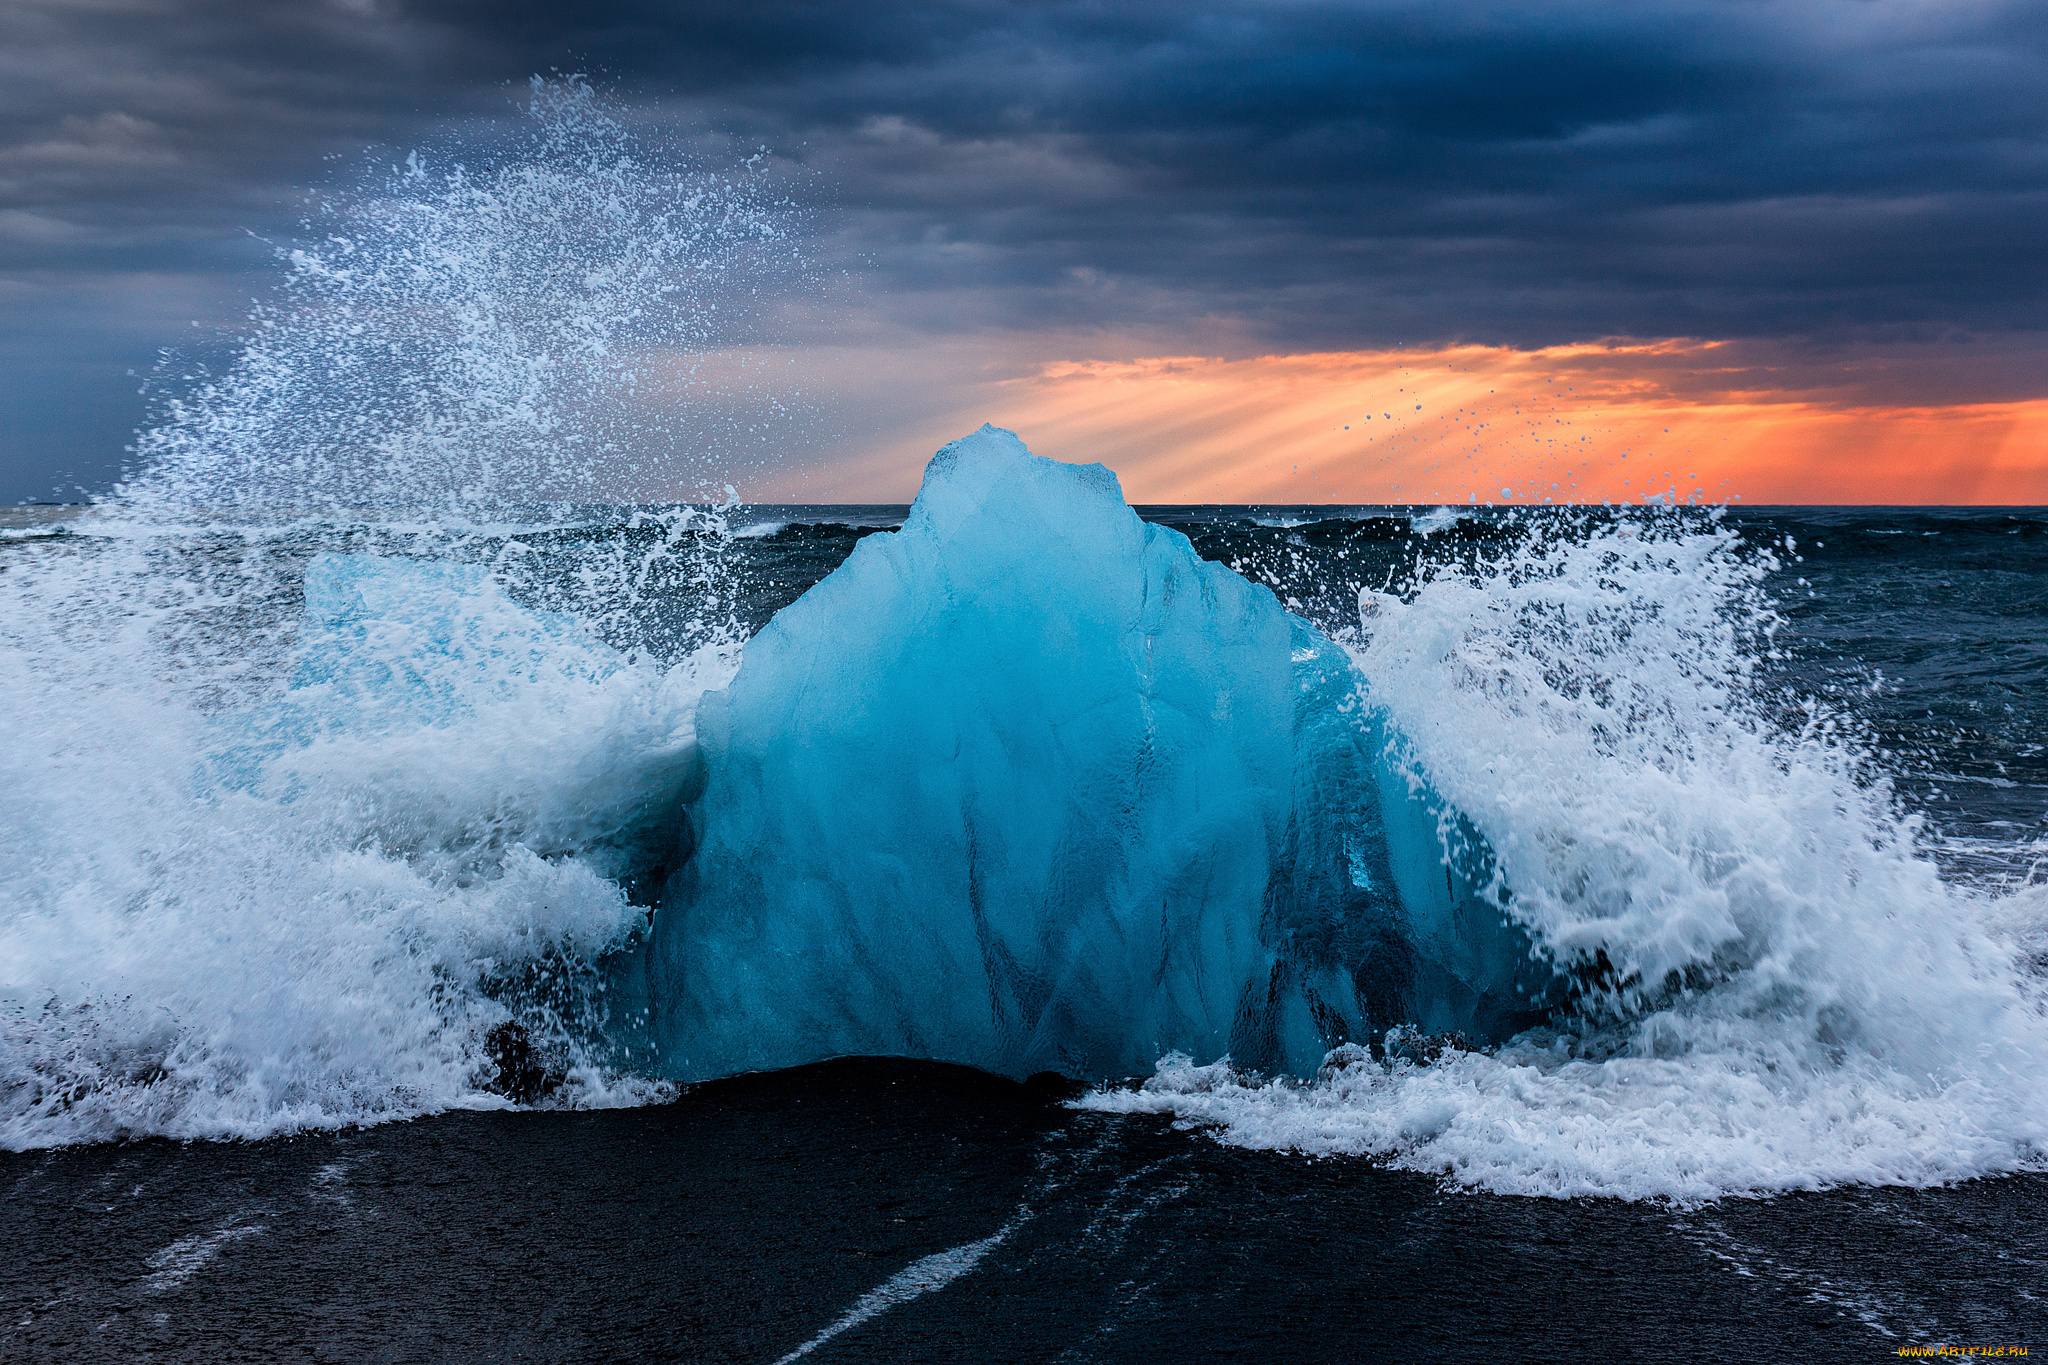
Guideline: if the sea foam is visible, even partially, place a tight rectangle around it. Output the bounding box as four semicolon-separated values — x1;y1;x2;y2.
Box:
0;537;727;1146
0;78;771;1147
1083;517;2048;1199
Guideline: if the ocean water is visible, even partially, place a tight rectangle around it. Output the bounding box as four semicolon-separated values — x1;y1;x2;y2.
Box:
6;492;2045;1199
4;493;2046;1357
4;78;2047;1358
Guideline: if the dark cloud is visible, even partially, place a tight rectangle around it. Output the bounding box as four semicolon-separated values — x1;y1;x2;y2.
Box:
4;0;2045;497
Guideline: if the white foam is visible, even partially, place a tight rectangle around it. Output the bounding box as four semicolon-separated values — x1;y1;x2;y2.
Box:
1408;506;1467;535
0;532;731;1148
1084;515;2048;1200
0;77;770;1149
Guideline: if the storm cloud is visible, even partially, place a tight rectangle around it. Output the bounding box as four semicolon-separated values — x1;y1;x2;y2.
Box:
4;0;2044;497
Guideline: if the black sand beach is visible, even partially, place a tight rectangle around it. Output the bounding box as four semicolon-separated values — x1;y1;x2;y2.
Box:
6;1058;2041;1362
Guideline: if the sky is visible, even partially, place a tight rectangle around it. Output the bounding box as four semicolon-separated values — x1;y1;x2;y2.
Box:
3;0;2044;504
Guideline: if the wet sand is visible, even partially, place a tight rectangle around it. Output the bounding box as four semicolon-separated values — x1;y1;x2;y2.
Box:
4;1058;2041;1363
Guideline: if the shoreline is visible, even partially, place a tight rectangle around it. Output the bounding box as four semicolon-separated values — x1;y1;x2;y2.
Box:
6;1057;2041;1361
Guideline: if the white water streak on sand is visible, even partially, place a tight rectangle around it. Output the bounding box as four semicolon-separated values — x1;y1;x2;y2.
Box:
141;1221;265;1294
773;1220;1019;1363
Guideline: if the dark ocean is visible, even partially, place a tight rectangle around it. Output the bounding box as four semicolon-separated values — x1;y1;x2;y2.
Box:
3;498;2044;1362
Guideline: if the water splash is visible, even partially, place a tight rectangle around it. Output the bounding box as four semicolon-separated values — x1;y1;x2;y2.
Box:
1086;512;2048;1199
122;74;802;521
0;79;779;1147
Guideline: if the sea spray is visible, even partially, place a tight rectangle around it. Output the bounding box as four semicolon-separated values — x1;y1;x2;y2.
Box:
121;74;804;521
0;80;782;1147
1086;513;2048;1199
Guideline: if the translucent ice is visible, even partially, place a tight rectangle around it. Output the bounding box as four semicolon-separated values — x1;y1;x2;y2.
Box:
618;427;1555;1081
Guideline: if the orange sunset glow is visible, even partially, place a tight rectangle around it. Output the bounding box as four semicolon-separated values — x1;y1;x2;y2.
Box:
786;340;2048;506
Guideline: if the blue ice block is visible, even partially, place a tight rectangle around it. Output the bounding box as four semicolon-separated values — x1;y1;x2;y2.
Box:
619;426;1552;1081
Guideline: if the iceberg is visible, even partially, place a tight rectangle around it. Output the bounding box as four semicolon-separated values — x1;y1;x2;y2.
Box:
615;427;1555;1081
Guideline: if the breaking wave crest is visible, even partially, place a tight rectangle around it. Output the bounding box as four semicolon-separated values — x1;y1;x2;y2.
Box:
1;79;770;1145
1084;516;2048;1199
